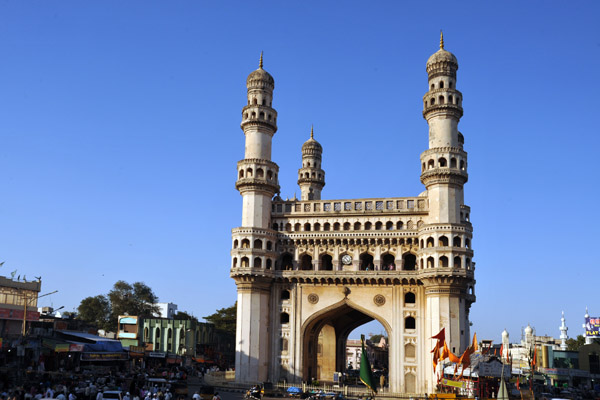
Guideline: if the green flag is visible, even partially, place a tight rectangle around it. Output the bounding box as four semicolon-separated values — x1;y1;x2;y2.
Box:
360;334;377;393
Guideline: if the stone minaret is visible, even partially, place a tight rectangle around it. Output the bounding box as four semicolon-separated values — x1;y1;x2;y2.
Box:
232;53;279;383
559;312;568;350
298;126;325;200
420;32;475;361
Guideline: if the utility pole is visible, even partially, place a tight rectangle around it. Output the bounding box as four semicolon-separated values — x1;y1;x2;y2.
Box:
22;290;58;336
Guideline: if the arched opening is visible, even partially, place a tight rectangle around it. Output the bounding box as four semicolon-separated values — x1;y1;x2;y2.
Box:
426;237;434;248
300;254;313;270
375;221;382;230
382;253;395;270
438;236;449;247
321;254;333;271
314;223;321;231
359;253;374;270
428;159;434;169
405;374;416;393
465;238;471;248
404;292;416;304
144;327;149;342
439;256;449;268
281;312;290;324
460;160;465;170
343;222;351;231
333;222;340;231
451;158;457;168
386;221;394;230
241;257;249;268
254;239;263;249
155;328;161;351
453;236;461;247
246;168;253;177
438;157;447;167
254;257;262;268
241;239;250;248
233;239;238;248
266;259;272;269
167;328;173;352
324;223;330;231
304;223;311;231
301;301;390;384
427;256;434;268
239;170;244;178
232;258;238;268
453;256;461;268
281;290;290;300
397;221;404;230
295;223;301;231
279;253;293;270
285;223;292;232
439;81;444;89
272;223;278;231
256;168;264;178
253;98;257;105
354;222;361;230
267;170;273;180
402;253;416;270
405;316;416;330
266;241;272;250
438;95;445;104
364;222;372;230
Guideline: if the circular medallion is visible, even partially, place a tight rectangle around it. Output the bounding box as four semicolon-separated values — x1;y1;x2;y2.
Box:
373;294;386;306
308;293;319;304
341;254;352;265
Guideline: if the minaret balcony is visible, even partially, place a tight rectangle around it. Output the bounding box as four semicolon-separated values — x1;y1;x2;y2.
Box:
420;168;468;187
235;177;279;195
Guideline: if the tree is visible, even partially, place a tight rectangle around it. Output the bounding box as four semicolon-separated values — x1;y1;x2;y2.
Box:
369;333;388;344
77;295;111;330
107;280;160;329
174;311;199;323
204;303;236;336
566;335;586;351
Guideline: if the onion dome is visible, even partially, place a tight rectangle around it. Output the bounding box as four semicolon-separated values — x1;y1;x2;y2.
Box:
524;324;533;335
502;329;509;339
302;126;323;154
246;52;274;87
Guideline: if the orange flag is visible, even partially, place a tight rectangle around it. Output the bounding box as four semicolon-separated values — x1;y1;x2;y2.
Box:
472;332;478;352
431;340;441;371
432;327;446;342
500;344;504;359
440;341;450;361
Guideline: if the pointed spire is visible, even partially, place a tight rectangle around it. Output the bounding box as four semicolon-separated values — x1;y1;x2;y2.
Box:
259;51;263;69
440;30;444;49
310;125;314;139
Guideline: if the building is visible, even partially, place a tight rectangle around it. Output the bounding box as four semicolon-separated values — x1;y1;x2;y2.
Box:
0;275;41;338
230;35;476;394
155;302;178;319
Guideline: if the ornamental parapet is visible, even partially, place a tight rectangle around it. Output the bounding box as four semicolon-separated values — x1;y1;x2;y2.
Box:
230;265;474;284
272;196;428;217
423;103;463;120
235;178;279;195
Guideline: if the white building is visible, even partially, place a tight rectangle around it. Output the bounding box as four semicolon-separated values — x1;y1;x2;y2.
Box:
154;302;177;319
231;35;476;394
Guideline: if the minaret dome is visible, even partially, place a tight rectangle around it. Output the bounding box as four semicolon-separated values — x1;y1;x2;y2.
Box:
298;126;325;200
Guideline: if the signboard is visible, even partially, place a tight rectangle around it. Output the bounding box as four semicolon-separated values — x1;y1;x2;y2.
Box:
149;352;166;358
55;344;70;353
69;344;84;352
81;352;128;361
441;379;467;388
479;361;511;377
585;317;600;338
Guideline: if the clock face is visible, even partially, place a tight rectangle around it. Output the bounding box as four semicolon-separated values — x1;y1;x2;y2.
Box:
342;255;352;265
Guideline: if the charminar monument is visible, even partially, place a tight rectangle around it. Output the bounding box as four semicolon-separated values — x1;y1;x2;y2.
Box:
230;34;476;394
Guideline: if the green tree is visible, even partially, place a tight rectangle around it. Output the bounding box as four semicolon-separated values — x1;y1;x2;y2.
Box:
107;280;159;328
204;302;236;335
174;311;199;323
77;295;111;330
369;333;388;344
566;335;586;351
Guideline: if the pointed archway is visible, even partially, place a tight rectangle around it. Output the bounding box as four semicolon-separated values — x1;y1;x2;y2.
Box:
301;299;391;383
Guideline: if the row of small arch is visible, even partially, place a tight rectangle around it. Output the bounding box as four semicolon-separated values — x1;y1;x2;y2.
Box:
238;167;277;180
248;97;272;107
300;171;323;180
273;220;418;232
243;110;276;123
422;156;466;172
425;94;462;108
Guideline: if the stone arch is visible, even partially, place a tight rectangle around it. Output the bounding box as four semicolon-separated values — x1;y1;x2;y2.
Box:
254;239;263;249
320;253;333;271
402;253;416;270
300;254;313;270
300;298;392;383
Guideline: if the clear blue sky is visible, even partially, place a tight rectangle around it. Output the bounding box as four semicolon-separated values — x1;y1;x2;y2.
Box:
1;1;598;343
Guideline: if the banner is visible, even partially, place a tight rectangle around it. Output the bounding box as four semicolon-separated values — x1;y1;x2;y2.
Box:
585;317;600;337
441;379;466;388
81;352;128;361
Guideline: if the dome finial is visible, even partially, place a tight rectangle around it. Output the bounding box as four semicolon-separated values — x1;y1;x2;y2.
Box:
259;51;263;69
310;125;314;139
440;30;444;49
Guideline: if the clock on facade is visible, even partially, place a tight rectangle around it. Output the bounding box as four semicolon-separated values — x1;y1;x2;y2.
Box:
341;254;352;265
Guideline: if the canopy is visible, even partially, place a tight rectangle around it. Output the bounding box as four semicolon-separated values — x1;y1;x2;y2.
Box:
287;387;302;394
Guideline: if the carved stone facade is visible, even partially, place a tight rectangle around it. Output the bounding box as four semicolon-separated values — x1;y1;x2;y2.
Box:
230;40;476;393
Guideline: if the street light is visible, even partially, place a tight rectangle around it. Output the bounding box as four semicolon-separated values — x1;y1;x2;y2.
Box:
22;290;58;336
